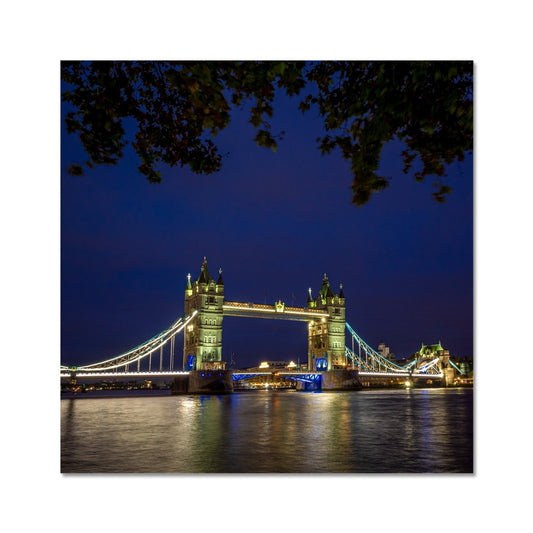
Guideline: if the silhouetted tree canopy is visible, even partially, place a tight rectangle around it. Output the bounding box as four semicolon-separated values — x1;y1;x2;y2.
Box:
62;61;472;206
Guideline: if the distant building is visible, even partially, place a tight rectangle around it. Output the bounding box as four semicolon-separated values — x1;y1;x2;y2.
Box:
377;341;396;362
377;341;389;357
453;356;474;377
414;341;458;386
417;341;449;359
412;342;473;380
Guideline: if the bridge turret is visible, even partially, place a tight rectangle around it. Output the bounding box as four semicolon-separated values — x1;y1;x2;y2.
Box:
183;257;225;371
185;273;193;297
308;274;346;371
317;273;334;306
216;268;224;295
307;287;314;308
197;256;214;289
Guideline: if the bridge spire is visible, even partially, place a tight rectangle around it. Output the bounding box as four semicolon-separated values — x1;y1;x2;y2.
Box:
198;257;214;284
319;273;334;300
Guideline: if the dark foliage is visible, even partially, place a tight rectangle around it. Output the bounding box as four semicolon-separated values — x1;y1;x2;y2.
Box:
62;61;472;205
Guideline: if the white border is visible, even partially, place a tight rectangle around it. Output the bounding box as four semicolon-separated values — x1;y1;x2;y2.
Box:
3;2;532;532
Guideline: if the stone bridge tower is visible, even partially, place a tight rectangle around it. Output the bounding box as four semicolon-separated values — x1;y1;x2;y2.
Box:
307;274;346;371
183;258;225;371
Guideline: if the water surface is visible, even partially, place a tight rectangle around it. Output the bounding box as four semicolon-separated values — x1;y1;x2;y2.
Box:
61;388;473;473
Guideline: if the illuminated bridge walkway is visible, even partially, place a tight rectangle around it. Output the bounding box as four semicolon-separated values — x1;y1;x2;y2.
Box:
223;301;328;321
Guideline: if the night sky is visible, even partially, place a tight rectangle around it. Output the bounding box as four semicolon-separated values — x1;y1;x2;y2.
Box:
61;76;473;369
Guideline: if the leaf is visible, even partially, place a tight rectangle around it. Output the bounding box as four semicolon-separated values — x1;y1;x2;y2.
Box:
62;60;472;206
67;164;84;176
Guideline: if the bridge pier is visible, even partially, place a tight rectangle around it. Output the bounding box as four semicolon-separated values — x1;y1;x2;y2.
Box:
296;370;362;391
321;369;362;391
296;380;319;391
442;367;455;387
172;370;234;394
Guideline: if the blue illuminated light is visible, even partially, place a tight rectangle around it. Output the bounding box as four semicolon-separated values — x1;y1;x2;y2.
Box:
186;354;197;371
316;358;328;371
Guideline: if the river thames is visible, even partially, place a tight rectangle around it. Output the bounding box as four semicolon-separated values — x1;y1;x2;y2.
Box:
61;388;472;473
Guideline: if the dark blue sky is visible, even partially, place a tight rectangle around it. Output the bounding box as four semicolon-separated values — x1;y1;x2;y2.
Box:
61;83;473;369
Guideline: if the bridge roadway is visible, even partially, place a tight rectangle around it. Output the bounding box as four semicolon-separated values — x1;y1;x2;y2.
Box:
60;369;442;380
60;370;189;379
59;370;325;380
61;368;446;394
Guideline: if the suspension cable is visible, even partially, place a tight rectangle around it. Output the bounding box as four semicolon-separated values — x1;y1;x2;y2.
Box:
68;310;197;372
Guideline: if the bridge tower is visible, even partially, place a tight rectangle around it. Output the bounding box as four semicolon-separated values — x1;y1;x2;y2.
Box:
183;258;225;371
307;274;346;371
416;342;455;386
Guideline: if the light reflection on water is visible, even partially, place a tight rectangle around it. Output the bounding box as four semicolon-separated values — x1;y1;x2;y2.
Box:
61;388;473;473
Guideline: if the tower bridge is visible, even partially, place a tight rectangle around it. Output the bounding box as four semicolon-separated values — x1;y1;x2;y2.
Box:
183;258;346;373
61;258;463;393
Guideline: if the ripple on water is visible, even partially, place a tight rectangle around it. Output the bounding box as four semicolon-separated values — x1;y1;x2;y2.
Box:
61;388;473;473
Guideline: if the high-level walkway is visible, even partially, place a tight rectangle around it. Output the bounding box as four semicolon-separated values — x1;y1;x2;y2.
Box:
223;301;328;321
